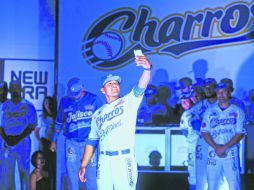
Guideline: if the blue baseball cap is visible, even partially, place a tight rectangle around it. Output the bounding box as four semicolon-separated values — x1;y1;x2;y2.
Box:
67;77;83;97
204;78;217;86
145;84;157;97
102;74;121;86
179;91;192;100
220;78;234;91
214;82;231;92
176;77;192;90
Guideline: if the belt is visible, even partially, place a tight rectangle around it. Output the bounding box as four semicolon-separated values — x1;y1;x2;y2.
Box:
100;148;130;156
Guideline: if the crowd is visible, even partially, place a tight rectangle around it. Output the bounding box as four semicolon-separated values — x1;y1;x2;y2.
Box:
0;57;253;190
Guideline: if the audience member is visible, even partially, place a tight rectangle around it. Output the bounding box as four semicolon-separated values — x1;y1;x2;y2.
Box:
50;77;102;190
0;79;38;190
137;84;167;125
157;84;178;123
36;96;57;190
201;82;246;190
30;150;50;190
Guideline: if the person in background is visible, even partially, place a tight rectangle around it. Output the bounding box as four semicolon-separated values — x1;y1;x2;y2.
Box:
50;77;102;190
0;81;8;189
79;55;151;190
0;79;38;190
179;90;205;190
245;89;254;124
191;78;217;190
35;96;57;190
178;77;193;93
220;78;246;112
190;86;205;105
174;77;193;123
201;82;246;190
137;84;167;125
30;150;50;190
157;84;177;123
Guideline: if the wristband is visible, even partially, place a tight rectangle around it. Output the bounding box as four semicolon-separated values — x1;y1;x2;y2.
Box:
144;64;153;71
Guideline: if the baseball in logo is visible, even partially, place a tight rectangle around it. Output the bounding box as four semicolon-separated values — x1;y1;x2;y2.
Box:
92;32;123;61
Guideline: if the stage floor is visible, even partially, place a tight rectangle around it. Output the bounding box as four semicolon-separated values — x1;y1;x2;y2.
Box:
137;172;254;190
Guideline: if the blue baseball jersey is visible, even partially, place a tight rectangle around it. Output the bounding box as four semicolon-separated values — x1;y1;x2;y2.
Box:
0;99;37;135
54;91;102;141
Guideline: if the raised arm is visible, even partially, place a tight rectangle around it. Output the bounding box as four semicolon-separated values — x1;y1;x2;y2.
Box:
135;55;152;89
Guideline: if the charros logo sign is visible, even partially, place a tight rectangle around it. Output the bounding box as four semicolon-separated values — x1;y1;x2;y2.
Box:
82;2;254;70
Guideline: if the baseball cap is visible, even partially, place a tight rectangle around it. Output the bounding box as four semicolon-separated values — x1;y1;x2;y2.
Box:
214;82;231;92
220;78;234;91
203;78;217;86
67;77;83;97
191;86;205;95
177;77;192;90
179;91;192;100
145;84;157;97
102;74;121;86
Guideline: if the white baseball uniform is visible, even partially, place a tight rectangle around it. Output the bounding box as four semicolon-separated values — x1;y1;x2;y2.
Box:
180;108;200;186
201;104;246;190
88;87;143;190
192;99;217;190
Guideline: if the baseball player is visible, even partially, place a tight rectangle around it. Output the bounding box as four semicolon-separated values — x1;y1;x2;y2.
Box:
191;78;218;190
179;91;205;190
79;55;151;190
201;82;246;190
50;77;102;190
0;80;38;190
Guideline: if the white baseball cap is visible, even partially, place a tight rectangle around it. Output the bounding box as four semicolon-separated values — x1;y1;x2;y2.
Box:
102;74;121;86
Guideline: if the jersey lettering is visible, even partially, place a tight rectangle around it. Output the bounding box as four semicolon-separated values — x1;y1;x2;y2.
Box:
66;110;93;123
96;106;124;128
210;117;236;128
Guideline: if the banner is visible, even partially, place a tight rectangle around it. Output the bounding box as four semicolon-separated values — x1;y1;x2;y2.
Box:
59;0;254;101
3;60;55;111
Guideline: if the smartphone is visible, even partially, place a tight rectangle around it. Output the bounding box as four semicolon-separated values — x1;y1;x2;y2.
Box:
134;49;143;57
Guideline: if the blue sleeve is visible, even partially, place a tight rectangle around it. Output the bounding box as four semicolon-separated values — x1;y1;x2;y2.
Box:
133;85;146;97
191;119;202;131
27;103;38;127
181;129;188;137
86;139;99;148
52;98;65;142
